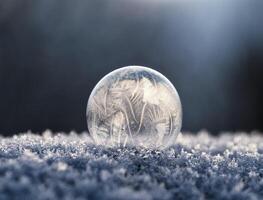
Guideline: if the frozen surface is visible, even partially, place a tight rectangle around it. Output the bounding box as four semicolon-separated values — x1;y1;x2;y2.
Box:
0;130;263;200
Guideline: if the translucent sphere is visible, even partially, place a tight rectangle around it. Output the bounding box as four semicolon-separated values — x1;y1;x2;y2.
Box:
86;66;182;148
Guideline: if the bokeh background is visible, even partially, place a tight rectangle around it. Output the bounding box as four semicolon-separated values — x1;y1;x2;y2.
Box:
0;0;262;136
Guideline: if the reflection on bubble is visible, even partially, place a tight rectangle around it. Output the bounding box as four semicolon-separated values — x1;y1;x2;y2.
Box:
87;66;182;148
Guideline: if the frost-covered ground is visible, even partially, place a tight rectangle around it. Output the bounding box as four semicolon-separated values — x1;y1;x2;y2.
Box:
0;131;263;200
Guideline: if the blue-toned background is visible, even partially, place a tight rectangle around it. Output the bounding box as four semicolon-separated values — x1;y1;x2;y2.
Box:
0;0;262;135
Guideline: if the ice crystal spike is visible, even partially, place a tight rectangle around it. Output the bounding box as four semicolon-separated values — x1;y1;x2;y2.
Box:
86;66;182;148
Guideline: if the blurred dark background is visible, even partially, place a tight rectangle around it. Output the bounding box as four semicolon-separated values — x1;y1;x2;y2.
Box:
0;0;263;136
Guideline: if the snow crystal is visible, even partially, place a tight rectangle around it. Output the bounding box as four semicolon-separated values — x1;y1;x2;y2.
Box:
0;130;263;200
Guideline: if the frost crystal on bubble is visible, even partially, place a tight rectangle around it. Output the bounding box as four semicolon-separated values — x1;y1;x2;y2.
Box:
86;66;182;148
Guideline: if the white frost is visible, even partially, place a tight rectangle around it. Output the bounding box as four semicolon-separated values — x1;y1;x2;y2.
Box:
0;130;262;200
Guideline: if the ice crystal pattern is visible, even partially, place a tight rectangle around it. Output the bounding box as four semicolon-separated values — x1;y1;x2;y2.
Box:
1;131;263;200
86;66;182;148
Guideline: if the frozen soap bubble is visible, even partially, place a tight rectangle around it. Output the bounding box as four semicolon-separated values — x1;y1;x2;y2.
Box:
87;66;182;148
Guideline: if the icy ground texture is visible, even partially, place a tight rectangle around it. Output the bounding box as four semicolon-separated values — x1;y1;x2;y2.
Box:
0;131;263;200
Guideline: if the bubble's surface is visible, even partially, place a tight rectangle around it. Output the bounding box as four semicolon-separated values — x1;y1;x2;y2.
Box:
87;66;182;148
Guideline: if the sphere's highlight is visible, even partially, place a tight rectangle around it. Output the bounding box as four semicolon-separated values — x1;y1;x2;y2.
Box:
87;66;182;148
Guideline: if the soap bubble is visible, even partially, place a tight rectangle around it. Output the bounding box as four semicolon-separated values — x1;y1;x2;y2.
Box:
87;66;182;148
